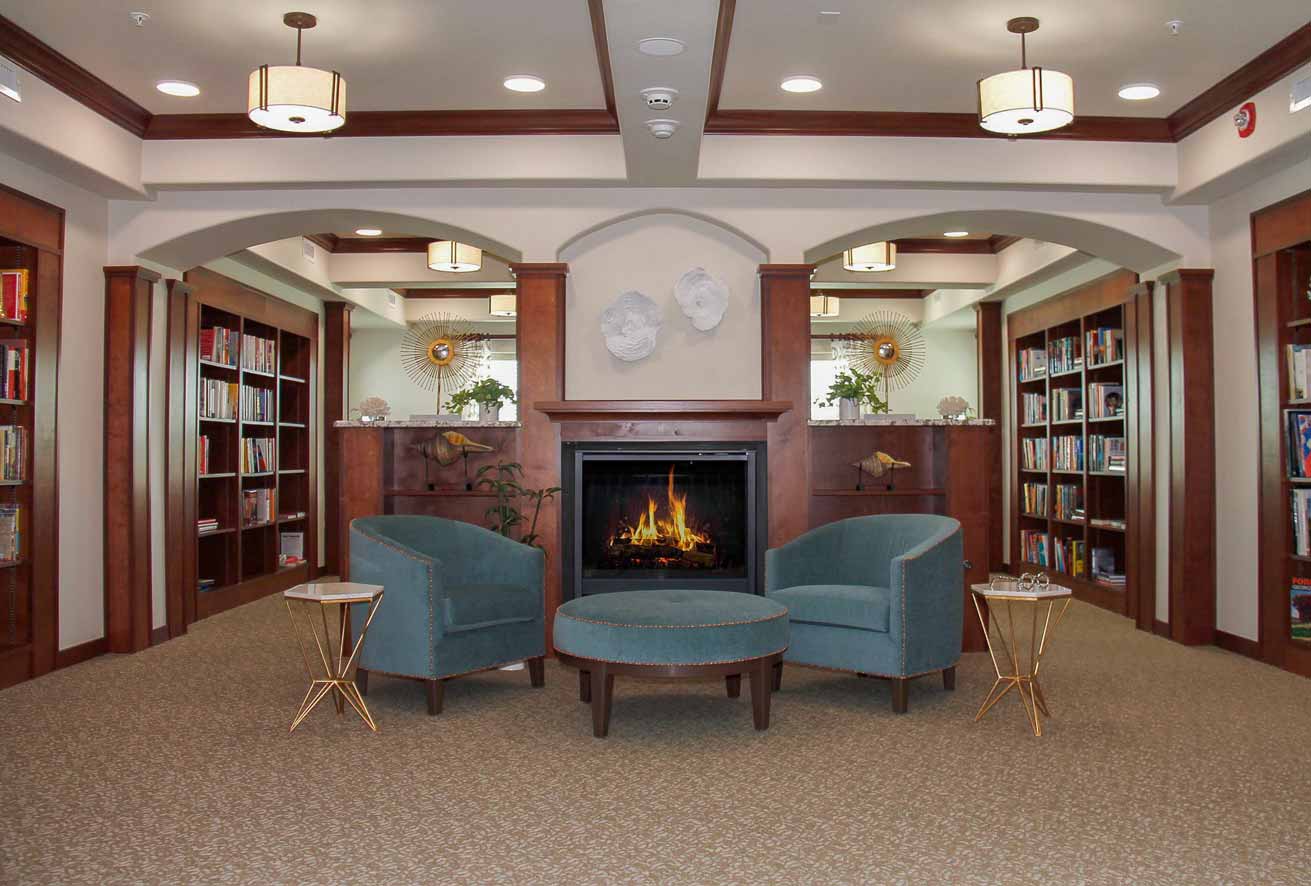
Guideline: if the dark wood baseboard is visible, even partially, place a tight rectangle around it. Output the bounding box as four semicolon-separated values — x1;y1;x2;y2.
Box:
1153;619;1170;639
150;626;169;646
55;637;108;670
1214;629;1261;660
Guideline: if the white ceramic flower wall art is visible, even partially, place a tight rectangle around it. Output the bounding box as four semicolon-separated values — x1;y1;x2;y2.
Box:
600;290;662;362
674;267;729;331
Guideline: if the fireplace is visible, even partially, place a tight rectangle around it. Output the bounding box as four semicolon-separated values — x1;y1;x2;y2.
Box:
562;442;766;598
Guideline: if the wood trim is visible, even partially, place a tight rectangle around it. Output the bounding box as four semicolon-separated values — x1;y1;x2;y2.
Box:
946;425;996;653
1252;184;1311;259
150;625;169;646
0;14;152;137
897;238;995;255
0;182;65;254
704;109;1175;142
54;637;107;670
328;237;431;254
586;0;617;118
103;266;158;654
143;108;620;139
181;268;319;338
706;0;737;123
163;279;195;641
510;262;571;277
760;263;812;548
758;264;814;279
402;288;515;299
989;235;1022;253
323;302;352;574
1161;269;1216;646
1152;619;1170;639
1214;629;1261;660
305;234;338;254
975;302;1004;571
29;245;61;676
1125;282;1157;634
535;400;792;422
1006;270;1139;340
1168;22;1311;141
811;288;929;300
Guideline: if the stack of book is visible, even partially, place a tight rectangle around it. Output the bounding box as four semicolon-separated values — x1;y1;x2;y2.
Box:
197;517;220;535
1050;387;1082;421
198;578;218;593
1022;392;1047;424
1087;383;1125;418
240;384;273;422
1052;435;1084;471
0;425;26;481
1091;547;1125;585
1054;484;1084;521
1054;537;1086;577
0;340;29;400
1047;337;1082;374
242;335;276;374
1088;435;1126;472
1021;482;1048;517
0;268;30;322
200;326;239;366
0;503;20;562
1020;529;1050;566
1021;438;1048;471
200;379;238;419
242;488;274;527
1089;517;1127;531
1018;348;1046;381
241;437;275;473
1086;327;1124;366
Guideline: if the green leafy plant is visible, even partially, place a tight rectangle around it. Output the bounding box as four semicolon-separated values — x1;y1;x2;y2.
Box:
816;367;888;414
475;461;561;549
460;378;516;410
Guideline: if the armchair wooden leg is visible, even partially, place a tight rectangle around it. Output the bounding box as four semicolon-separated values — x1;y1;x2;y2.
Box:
356;668;369;696
527;657;545;688
725;674;741;698
772;660;783;692
579;669;591;703
942;666;956;691
426;678;446;716
891;678;909;714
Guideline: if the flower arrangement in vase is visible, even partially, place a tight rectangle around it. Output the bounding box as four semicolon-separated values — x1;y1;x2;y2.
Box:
449;378;516;422
816;368;888;420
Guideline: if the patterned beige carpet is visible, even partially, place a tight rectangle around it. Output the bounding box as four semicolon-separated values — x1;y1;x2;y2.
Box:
1;593;1308;885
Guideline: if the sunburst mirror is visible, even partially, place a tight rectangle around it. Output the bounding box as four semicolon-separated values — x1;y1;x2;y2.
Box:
847;309;927;402
401;312;487;412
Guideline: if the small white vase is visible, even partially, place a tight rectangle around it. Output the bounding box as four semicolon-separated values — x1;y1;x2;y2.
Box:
478;403;501;423
838;398;860;421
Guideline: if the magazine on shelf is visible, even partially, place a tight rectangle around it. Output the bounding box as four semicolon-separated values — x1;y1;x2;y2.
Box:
1292;577;1311;642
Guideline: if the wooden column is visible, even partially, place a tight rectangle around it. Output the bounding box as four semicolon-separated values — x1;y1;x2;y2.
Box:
103;266;158;654
1124;282;1156;633
974;301;1004;570
511;263;567;651
760;264;813;547
946;425;995;652
1162;269;1216;645
336;427;385;579
323;301;352;575
163;279;196;638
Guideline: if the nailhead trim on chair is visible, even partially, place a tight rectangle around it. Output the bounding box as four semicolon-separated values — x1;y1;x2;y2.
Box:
554;645;790;667
351;526;438;677
556;610;787;630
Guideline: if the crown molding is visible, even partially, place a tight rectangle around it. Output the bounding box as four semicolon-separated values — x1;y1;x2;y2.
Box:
810;288;929;299
328;237;431;254
587;0;618;118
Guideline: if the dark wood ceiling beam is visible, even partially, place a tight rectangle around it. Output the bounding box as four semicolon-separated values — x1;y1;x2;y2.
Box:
587;0;618;118
331;237;431;254
704;109;1174;142
402;288;514;299
810;288;929;299
0;13;151;137
896;238;994;255
144;108;619;139
305;234;338;254
705;0;737;122
988;235;1022;253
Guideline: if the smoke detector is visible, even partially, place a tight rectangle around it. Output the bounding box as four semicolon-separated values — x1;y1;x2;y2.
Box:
641;87;679;111
646;118;679;139
129;11;150;27
1166;19;1183;36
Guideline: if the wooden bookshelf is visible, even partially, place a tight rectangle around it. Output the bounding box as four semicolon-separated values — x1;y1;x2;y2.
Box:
0;185;60;689
1254;188;1311;679
1008;270;1147;616
168;269;317;626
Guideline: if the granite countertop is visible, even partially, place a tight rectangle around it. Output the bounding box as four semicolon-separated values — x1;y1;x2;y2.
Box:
808;418;997;427
335;419;523;429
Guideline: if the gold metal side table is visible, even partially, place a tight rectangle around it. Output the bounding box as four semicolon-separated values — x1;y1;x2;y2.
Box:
284;582;384;733
970;581;1072;737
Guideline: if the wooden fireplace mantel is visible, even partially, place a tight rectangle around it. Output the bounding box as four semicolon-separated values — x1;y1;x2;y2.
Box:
534;400;793;422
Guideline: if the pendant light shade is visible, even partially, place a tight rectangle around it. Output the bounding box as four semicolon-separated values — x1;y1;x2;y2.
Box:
427;241;482;273
809;295;840;318
843;242;896;273
248;13;346;134
978;17;1073;135
488;294;517;317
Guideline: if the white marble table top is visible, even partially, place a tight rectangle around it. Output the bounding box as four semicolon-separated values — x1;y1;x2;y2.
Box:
284;582;383;603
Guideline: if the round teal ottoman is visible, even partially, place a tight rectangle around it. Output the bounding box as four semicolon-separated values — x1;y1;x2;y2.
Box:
553;590;789;737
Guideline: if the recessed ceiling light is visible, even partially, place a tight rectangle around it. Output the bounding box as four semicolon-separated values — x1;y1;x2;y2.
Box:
781;75;823;94
156;80;200;97
503;75;546;93
354;228;382;236
1118;83;1161;101
943;231;970;238
638;37;686;57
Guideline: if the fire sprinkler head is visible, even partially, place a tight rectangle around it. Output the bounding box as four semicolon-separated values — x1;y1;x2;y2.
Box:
1166;19;1183;36
646;118;679;139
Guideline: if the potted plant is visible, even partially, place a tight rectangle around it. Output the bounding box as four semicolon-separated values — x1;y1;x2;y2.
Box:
816;368;887;421
475;462;561;549
450;378;516;422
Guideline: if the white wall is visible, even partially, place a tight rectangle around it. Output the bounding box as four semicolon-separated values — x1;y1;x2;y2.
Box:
0;148;108;649
351;329;442;420
560;213;765;400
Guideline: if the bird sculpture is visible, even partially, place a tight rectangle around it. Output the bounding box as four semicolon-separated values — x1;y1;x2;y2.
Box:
852;451;912;491
414;431;495;490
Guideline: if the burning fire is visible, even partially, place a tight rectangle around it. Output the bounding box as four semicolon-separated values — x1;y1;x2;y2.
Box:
620;466;711;553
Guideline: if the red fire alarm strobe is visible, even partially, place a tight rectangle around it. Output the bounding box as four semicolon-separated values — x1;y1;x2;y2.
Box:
1234;101;1257;138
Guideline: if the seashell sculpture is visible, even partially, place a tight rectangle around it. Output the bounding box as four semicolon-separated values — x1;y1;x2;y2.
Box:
937;395;970;420
414;430;495;468
674;267;729;331
358;396;391;421
853;451;912;480
600;290;662;362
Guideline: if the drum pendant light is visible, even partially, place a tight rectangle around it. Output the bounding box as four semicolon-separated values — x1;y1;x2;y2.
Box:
978;17;1074;135
248;12;347;134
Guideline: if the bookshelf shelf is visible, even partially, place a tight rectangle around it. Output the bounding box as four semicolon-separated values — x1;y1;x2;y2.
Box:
1051;517;1087;528
200;358;237;371
280;422;306;429
1086;359;1124;370
0;317;26;328
0;559;25;569
1287;318;1311;329
1048;368;1083;379
279;375;305;384
278;468;305;475
198;527;235;537
241;471;275;478
199;416;235;424
0;479;26;487
242;520;274;531
0;399;26;406
1051;418;1082;426
242;420;274;427
1087;415;1126;424
242;367;275;379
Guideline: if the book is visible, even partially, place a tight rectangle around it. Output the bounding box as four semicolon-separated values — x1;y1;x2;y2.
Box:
1052;435;1084;472
1022;392;1047;424
1018;348;1047;381
200;326;239;366
241;437;275;474
0;425;26;481
242;488;275;526
240;384;273;422
199;379;238;420
0;340;28;401
1047;336;1082;375
1021;437;1048;471
1020;530;1050;566
1087;383;1125;419
1085;327;1124;367
242;335;277;374
1291;488;1311;555
1089;435;1126;472
1091;547;1125;584
1022;482;1048;516
279;531;305;567
0;503;20;562
1054;484;1083;521
1292;578;1311;642
0;269;30;322
1050;387;1083;422
1289;411;1311;478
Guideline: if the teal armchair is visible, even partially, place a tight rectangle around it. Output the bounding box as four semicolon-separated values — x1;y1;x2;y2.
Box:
765;514;963;713
349;515;546;715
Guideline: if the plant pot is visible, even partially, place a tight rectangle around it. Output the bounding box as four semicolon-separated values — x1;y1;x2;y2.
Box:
838;398;860;421
478;403;501;422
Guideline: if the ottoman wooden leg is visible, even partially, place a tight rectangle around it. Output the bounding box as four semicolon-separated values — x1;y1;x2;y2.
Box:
726;674;741;698
579;669;591;703
772;660;783;692
749;658;773;730
589;664;614;738
528;657;545;688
